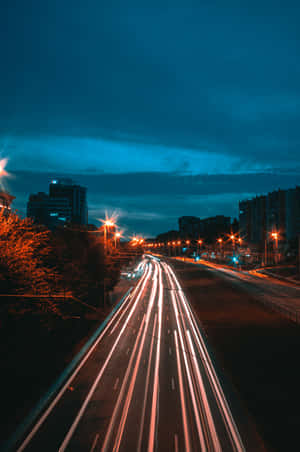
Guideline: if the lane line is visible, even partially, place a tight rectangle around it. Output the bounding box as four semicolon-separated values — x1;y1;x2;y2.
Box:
171;377;175;391
90;433;99;452
173;330;191;452
174;434;179;452
171;288;207;452
113;378;119;391
57;265;153;452
186;331;221;452
101;315;146;452
137;315;158;452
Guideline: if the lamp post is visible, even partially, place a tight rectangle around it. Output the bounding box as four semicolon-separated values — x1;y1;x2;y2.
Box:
103;219;115;254
217;238;223;261
177;240;181;257
197;239;203;257
271;232;279;265
114;231;121;248
230;234;236;254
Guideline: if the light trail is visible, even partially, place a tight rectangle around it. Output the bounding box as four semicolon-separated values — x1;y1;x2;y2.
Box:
100;313;146;452
16;262;150;452
137;315;158;452
166;264;221;451
148;263;163;452
167;267;207;452
167;263;245;452
174;330;191;452
58;264;153;452
110;264;159;451
15;257;246;452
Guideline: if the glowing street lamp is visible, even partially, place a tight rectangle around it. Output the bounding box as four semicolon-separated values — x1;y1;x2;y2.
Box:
99;216;117;253
217;238;223;259
114;231;121;248
271;231;279;264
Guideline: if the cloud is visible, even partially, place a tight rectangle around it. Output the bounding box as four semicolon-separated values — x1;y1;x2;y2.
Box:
9;169;300;236
1;0;300;170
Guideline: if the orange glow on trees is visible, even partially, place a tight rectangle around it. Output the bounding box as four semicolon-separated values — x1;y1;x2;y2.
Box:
0;210;57;310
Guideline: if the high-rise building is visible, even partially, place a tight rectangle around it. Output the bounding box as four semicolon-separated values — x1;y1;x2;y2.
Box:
200;215;231;242
27;179;88;228
27;192;72;228
266;189;286;239
178;216;201;238
49;179;88;225
286;186;300;242
239;186;300;247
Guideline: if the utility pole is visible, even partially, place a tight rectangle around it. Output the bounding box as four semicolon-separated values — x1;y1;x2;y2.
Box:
298;234;300;275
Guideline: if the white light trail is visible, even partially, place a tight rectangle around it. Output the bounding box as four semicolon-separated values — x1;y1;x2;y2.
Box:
111;264;159;451
17;263;150;452
147;263;164;452
174;330;191;452
58;264;153;452
167;263;245;452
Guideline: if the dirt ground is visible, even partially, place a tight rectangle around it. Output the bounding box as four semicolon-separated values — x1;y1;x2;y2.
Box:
171;260;300;452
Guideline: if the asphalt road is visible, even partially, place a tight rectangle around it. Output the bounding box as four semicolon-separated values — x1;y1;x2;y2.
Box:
13;256;246;452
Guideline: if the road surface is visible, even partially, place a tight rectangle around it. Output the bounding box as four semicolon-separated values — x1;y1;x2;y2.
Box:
13;256;245;452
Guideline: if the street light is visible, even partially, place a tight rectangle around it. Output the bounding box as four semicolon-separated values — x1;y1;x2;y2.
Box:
197;239;203;256
99;216;117;254
217;238;223;260
114;231;121;248
271;231;279;264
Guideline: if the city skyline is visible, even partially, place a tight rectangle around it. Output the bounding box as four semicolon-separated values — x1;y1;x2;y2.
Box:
1;1;300;236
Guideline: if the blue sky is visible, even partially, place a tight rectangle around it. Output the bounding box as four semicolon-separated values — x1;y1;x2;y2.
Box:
1;0;300;236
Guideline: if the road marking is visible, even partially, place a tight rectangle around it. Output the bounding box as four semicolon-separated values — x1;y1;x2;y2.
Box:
90;434;99;452
169;346;172;356
137;315;157;452
174;434;179;452
174;330;191;452
171;377;175;391
113;378;119;391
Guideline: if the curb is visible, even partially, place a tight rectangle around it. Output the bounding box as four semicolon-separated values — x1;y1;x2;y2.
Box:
256;269;300;287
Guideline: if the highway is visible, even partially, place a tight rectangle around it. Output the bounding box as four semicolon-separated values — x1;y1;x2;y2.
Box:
14;256;245;452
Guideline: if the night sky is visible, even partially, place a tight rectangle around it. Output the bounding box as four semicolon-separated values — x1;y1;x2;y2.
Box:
1;1;300;237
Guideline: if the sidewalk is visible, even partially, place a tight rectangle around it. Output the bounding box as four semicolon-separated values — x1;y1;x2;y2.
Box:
254;265;300;286
172;256;300;287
